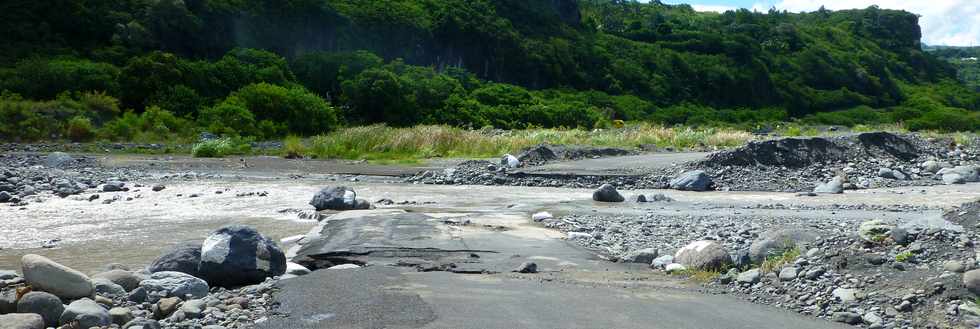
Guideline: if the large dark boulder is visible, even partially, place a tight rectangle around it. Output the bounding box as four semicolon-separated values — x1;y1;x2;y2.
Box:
669;170;712;191
148;242;202;278
309;186;357;211
592;184;624;202
198;225;286;287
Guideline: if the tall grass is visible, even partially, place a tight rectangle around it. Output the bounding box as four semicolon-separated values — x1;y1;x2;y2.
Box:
304;124;754;161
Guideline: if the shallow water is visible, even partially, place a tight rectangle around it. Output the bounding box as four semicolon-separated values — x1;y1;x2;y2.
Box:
1;176;978;274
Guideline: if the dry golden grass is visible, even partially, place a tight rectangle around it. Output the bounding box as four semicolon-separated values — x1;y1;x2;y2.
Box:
304;123;756;161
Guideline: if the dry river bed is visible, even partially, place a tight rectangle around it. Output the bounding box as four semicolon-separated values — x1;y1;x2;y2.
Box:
2;175;979;275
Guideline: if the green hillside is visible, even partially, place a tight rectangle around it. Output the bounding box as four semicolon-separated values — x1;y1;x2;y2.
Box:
1;0;978;142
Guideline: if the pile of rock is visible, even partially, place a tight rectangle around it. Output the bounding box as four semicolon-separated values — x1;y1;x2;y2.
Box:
548;198;980;328
0;225;291;329
0;152;146;205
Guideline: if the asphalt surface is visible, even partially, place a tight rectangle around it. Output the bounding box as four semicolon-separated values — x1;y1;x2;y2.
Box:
262;209;849;329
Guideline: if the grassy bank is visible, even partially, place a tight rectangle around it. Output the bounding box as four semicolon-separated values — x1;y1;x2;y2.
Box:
272;124;755;162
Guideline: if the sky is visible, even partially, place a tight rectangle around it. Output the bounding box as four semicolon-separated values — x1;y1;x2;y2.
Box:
660;0;980;46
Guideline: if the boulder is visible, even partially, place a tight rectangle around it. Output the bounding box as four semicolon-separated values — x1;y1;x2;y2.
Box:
151;185;166;192
139;271;209;301
20;254;94;300
813;176;844;194
877;168;906;180
635;194;647;202
778;267;798;281
153;297;181;319
622;248;659;264
963;269;980;295
309;186;357;211
669;170;711;191
0;290;16;314
148;242;202;278
831;312;862;325
353;198;372;210
93;270;143;292
179;299;206;319
285;262;311;276
674;240;732;271
44;152;74;168
664;263;686;274
513;262;538;274
102;181;125;192
943;260;967;273
858;220;895;243
831;288;859;303
651;255;674;269
649;193;674;202
198;225;286;287
16;292;64;327
60;298;110;328
938;166;980;185
736;269;760;284
93;278;127;296
0;313;44;329
748;228;820;263
531;211;554;222
122;318;162;329
920;160;949;174
592;184;624;202
501;154;520;168
109;307;134;326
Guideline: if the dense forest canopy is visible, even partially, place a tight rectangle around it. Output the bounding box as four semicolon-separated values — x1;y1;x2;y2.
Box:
1;0;978;142
927;45;980;93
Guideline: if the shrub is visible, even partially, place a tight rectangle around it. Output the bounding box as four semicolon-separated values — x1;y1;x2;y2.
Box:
148;85;205;118
198;102;259;137
99;106;194;141
192;139;234;158
216;83;339;137
0;57;121;99
66;116;95;141
191;137;252;158
282;135;307;158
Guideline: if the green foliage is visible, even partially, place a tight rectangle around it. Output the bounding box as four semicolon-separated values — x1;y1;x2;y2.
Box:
282;136;307;158
895;251;914;262
0;0;978;140
66;116;96;142
760;247;801;274
210;83;340;137
0;57;120;99
99;106;195;141
191;138;252;158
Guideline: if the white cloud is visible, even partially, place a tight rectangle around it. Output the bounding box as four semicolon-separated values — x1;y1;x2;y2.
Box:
691;4;738;12
766;0;980;46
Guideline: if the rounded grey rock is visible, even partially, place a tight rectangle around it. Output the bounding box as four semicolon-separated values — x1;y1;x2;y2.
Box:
592;184;624;202
59;298;110;328
16;291;64;327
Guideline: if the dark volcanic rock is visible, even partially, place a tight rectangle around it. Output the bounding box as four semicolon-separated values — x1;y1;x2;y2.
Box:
592;184;624;202
148;242;203;278
704;137;846;168
198;225;286;287
309;186;357;211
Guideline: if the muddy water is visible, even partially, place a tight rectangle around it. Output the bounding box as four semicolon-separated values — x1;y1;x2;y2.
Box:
2;176;978;274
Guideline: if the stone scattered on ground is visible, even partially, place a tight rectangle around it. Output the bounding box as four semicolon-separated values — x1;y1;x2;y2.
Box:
592;184;624;202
